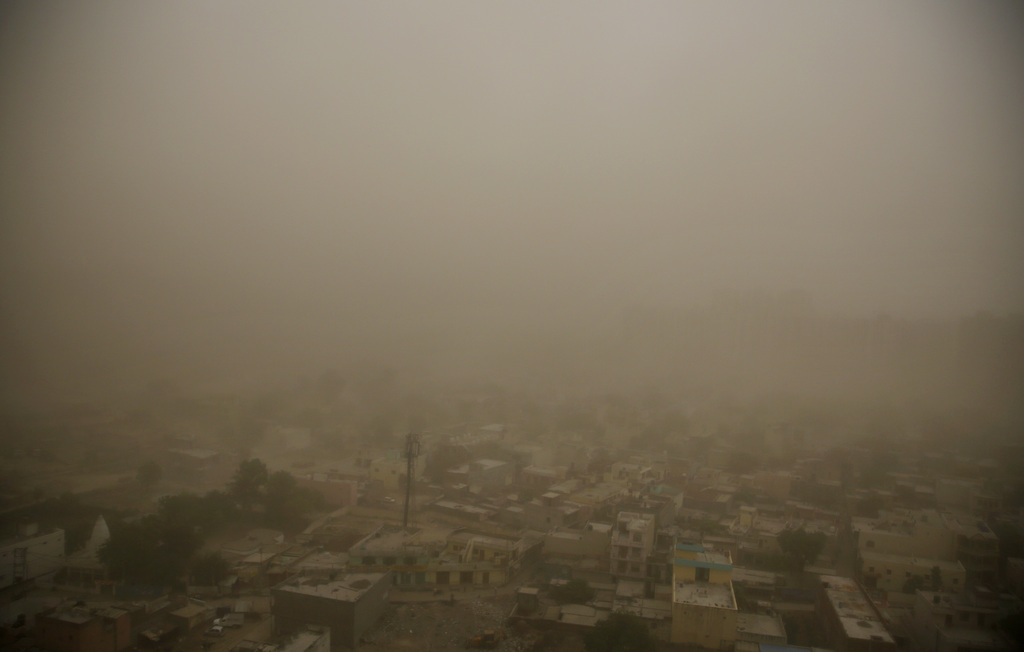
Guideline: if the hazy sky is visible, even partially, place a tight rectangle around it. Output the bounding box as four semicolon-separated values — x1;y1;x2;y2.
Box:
2;2;1023;399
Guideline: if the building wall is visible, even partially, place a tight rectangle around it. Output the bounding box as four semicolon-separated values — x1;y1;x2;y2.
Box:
670;602;737;650
35;610;130;652
0;528;65;588
860;554;965;593
273;574;390;649
858;522;955;561
543;528;609;560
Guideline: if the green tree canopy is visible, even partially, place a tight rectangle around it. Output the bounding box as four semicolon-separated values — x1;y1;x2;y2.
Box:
778;527;826;571
191;551;230;586
99;515;201;586
584;612;657;652
264;470;324;530
229;458;269;510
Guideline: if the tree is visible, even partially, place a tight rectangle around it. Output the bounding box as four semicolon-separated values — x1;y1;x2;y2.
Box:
584;612;657;652
99;515;201;586
191;552;230;586
551;579;596;604
229;459;269;511
778;528;826;571
137;461;162;489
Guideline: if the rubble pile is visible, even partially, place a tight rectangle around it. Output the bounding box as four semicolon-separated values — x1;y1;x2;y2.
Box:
362;596;539;652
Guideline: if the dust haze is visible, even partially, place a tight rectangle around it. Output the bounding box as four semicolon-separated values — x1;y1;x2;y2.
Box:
2;2;1023;413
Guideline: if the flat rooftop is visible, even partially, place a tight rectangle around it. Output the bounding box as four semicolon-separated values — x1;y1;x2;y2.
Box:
275;573;387;601
820;575;894;644
736;613;786;640
673;582;735;609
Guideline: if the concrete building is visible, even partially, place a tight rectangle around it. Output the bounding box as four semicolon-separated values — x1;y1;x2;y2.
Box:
272;573;391;650
611;511;656;581
444;459;512;493
942;514;1000;588
520;492;583;531
859;551;965;594
854;510;956;562
816;575;896;652
911;588;1022;652
368;453;425;493
0;522;64;589
35;605;130;652
670;543;738;649
543;524;611;565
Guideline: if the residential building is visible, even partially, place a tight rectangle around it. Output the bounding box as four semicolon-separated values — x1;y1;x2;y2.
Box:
911;588;1022;652
272;573;391;650
670;543;738;649
859;551;965;593
0;522;65;589
611;511;655;581
35;605;130;652
444;459;512;493
942;514;1000;588
816;575;896;652
853;510;955;561
543;523;611;565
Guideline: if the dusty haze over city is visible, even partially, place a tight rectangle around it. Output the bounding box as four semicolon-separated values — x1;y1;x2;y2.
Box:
2;2;1023;412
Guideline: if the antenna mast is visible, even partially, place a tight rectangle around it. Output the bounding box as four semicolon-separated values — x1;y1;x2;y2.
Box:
402;432;420;529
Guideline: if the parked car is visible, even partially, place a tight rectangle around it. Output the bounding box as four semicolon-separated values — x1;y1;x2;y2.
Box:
204;626;224;637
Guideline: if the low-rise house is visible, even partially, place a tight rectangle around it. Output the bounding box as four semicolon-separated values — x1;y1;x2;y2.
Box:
817;575;896;652
444;459;513;493
859;551;965;594
272;573;391;650
521;492;583;531
543;523;611;566
911;588;1022;652
35;604;131;652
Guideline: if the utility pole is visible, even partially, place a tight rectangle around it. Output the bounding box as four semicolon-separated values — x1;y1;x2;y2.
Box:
403;433;420;530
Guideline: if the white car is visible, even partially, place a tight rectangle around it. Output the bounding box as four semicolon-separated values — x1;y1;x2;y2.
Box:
205;625;225;637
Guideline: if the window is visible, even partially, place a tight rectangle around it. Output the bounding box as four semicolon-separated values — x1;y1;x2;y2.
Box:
632;533;643;543
696;568;710;582
868;567;875;573
404;557;416;565
886;569;891;576
866;540;875;549
364;557;376;566
384;557;396;566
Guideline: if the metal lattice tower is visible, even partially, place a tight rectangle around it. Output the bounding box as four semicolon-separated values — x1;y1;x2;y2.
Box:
403;432;420;529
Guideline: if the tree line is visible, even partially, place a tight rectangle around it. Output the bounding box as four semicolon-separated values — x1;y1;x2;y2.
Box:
99;459;324;588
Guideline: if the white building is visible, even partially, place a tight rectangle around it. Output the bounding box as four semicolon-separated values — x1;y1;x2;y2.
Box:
0;523;65;588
